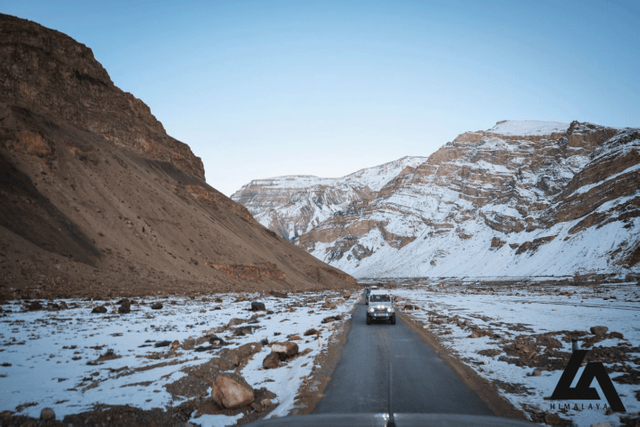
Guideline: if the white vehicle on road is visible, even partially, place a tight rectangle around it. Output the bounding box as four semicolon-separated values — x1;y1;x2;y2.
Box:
366;291;395;325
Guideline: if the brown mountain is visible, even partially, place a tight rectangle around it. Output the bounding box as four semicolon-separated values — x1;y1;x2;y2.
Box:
0;14;355;300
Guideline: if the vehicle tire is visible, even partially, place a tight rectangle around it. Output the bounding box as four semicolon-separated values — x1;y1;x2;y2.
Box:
390;315;396;325
366;316;371;325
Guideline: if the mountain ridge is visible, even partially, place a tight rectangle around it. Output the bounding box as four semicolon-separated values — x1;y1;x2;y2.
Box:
233;120;640;279
232;156;427;241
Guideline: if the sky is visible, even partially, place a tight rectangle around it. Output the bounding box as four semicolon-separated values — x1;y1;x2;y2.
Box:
3;0;640;196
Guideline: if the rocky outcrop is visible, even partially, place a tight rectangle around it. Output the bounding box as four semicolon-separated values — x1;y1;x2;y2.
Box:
0;14;356;299
235;120;640;278
0;13;204;180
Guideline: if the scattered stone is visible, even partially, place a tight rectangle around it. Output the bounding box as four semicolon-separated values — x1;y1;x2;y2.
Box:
304;328;319;336
260;398;272;407
271;341;298;361
91;305;108;314
182;337;195;350
269;290;288;298
27;301;43;311
322;315;340;324
151;302;163;310
40;407;55;421
289;335;302;341
610;331;624;339
227;342;262;367
154;340;172;348
262;352;280;369
170;340;180;351
118;299;131;314
194;345;215;352
544;412;562;425
532;369;542;376
490;237;506;249
96;348;120;362
469;330;482;338
590;326;608;336
251;301;266;311
208;335;227;346
237;326;255;336
211;376;254;409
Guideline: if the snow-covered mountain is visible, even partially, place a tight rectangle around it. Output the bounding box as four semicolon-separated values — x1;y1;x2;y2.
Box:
231;156;427;240
233;121;640;279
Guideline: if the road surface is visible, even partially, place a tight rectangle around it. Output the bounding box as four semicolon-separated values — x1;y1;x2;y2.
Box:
313;296;494;415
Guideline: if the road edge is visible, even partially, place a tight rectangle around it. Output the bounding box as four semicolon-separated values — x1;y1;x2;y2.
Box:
289;294;360;416
399;312;529;421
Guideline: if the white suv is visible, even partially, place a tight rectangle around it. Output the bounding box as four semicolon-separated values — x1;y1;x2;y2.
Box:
366;292;395;325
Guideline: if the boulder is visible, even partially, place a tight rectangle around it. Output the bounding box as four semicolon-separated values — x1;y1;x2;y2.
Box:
91;305;108;314
304;328;319;336
211;376;254;409
251;301;266;311
262;352;280;369
118;299;131;314
590;326;608;336
208;335;227;346
151;302;163;310
40;407;55;421
271;341;298;361
27;301;43;311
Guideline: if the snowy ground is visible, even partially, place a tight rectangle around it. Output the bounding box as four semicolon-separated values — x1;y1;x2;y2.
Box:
392;281;640;427
0;291;357;425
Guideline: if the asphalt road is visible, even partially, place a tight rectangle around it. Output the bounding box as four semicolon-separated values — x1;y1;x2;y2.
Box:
313;296;494;415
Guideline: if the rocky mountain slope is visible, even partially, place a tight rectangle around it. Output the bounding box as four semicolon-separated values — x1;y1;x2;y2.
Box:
233;120;640;278
0;13;355;300
232;156;426;241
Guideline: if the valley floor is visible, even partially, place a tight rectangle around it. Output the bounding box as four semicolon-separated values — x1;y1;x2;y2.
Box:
2;281;639;426
0;291;357;425
388;280;640;427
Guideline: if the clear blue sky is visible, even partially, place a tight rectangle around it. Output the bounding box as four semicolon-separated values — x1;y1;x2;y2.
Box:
3;0;640;195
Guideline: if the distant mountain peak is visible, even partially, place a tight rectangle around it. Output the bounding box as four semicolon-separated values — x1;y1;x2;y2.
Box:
487;120;571;136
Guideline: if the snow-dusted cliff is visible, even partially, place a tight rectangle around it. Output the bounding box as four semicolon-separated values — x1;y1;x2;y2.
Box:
233;121;640;279
231;156;427;240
